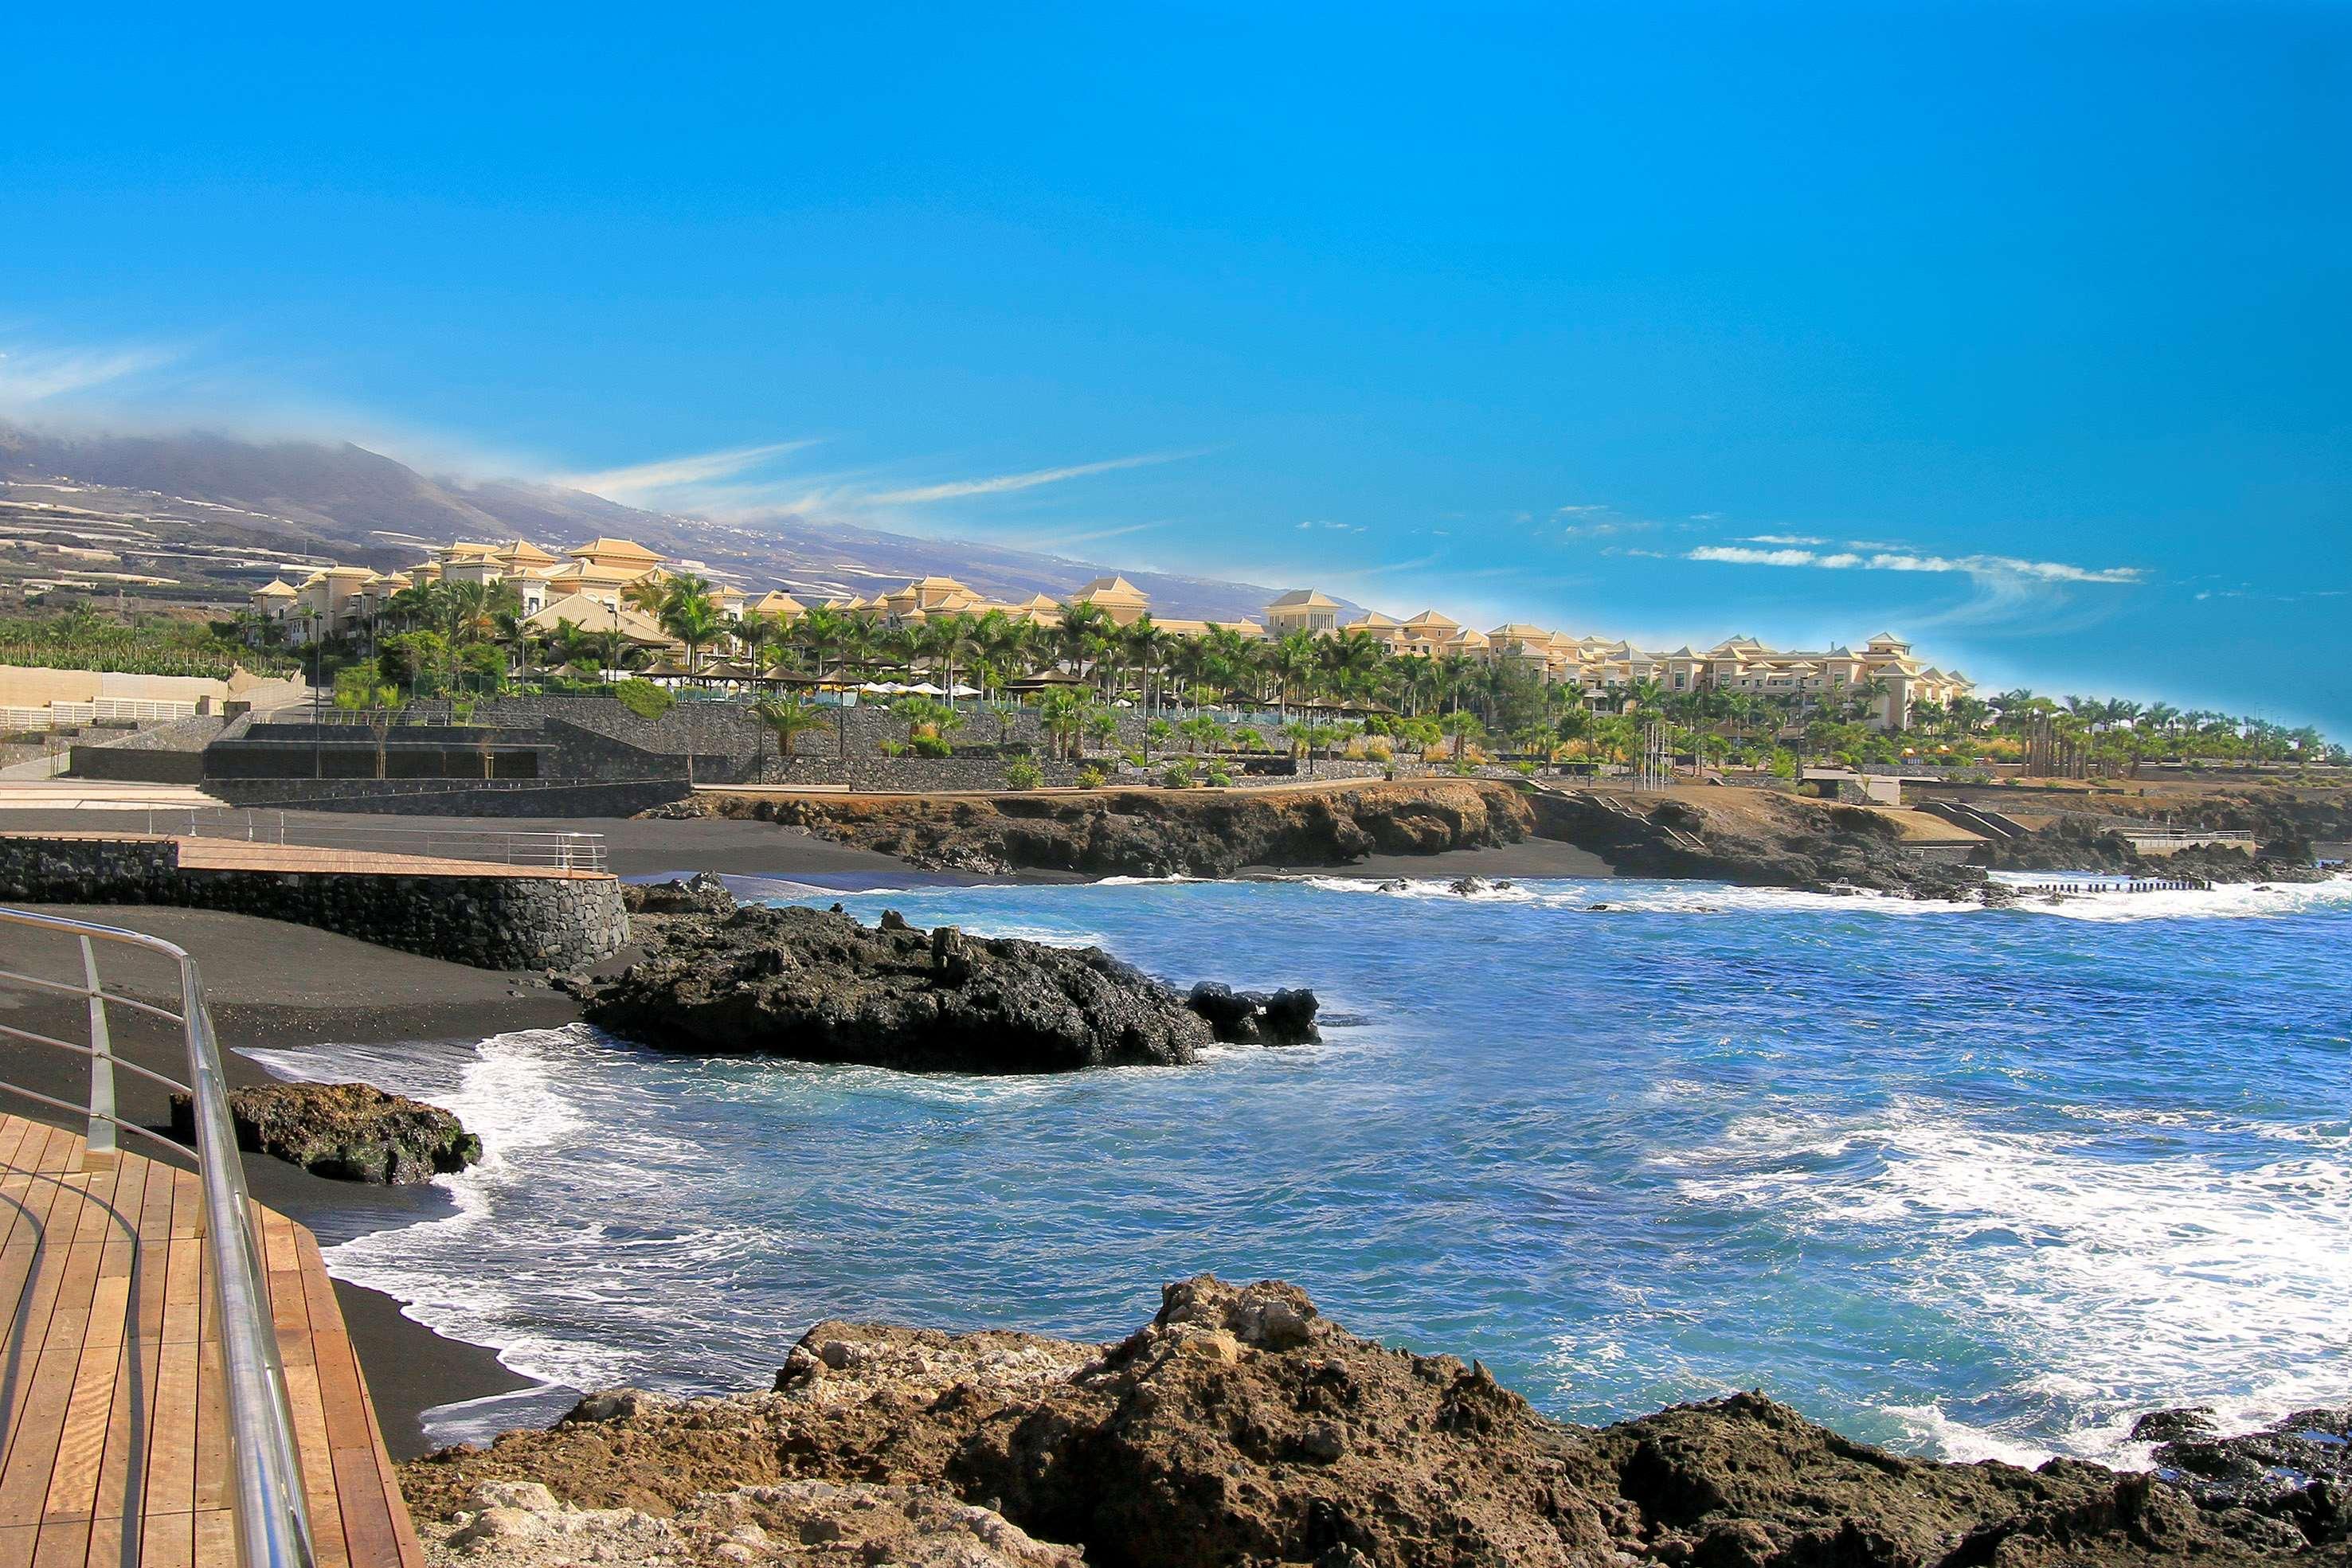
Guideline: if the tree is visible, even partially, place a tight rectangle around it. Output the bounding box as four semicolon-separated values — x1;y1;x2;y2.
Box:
1037;687;1090;760
1439;709;1483;761
752;696;831;775
659;585;724;675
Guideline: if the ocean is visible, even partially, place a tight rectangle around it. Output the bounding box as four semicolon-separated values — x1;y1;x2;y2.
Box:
247;872;2352;1464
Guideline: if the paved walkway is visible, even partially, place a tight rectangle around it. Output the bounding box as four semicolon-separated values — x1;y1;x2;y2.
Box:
0;831;610;882
0;785;223;814
0;1113;426;1566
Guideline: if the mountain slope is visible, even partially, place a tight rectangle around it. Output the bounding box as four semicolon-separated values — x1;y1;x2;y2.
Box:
0;424;1313;621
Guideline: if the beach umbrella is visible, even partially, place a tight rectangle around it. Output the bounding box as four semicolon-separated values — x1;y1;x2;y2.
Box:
909;682;945;695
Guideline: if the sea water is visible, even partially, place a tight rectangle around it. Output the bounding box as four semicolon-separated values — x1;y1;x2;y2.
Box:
247;874;2352;1464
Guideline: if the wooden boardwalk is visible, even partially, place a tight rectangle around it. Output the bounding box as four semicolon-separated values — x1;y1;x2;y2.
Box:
0;1112;425;1567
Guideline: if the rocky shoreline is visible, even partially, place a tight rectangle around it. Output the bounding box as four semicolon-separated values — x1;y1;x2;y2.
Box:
660;778;1535;879
660;777;2349;902
566;879;1320;1072
401;1277;2350;1567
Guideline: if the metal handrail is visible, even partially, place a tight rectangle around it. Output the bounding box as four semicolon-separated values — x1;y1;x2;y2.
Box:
0;906;317;1568
137;807;609;873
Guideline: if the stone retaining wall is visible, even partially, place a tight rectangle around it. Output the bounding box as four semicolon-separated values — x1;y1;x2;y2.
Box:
205;777;692;818
0;835;628;971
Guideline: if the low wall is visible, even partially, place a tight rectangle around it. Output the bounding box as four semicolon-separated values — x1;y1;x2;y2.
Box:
0;834;628;971
205;777;693;818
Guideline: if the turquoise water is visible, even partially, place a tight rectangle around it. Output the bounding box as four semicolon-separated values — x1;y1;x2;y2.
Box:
252;874;2352;1464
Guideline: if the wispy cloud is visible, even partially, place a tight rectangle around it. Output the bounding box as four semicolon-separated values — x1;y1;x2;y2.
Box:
0;342;184;410
1686;545;2142;585
868;450;1198;505
560;440;825;502
1008;522;1164;552
1555;503;1608;516
1741;533;1830;546
1296;518;1364;533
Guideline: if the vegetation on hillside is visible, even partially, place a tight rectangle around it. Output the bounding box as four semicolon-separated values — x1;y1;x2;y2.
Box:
0;605;299;679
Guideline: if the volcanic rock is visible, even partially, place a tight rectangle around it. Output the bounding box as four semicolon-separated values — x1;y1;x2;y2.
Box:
622;870;737;915
573;904;1225;1071
1182;981;1321;1045
171;1081;480;1185
401;1277;2342;1568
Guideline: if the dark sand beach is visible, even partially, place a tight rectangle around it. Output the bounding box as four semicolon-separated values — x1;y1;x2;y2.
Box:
0;903;569;1457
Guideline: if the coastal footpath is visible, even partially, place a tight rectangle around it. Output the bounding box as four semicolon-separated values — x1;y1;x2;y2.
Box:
401;1276;2350;1568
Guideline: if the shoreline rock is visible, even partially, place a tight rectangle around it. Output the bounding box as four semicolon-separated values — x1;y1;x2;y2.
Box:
664;777;1535;878
171;1080;481;1185
401;1277;2347;1567
572;901;1318;1072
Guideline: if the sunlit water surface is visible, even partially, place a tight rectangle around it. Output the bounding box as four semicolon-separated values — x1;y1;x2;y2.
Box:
249;873;2352;1461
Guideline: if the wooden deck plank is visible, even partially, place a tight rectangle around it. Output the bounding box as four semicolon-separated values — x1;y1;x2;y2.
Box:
133;1508;190;1568
36;1342;122;1523
24;1519;85;1568
82;1335;159;1562
0;1115;421;1566
0;1226;108;1524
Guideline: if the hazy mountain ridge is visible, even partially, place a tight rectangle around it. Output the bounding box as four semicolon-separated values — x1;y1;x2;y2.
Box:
0;424;1314;621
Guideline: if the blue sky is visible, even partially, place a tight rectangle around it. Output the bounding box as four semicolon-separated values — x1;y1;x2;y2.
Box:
5;4;2346;729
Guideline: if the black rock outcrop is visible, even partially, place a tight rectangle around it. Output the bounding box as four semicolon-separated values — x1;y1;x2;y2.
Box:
172;1081;481;1185
573;904;1235;1072
403;1277;2348;1567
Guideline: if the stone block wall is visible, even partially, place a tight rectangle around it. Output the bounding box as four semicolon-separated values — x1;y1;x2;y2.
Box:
205;777;692;818
0;834;628;971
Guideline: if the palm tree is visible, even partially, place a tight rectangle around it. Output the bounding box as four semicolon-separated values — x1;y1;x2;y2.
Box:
659;586;724;676
752;696;832;778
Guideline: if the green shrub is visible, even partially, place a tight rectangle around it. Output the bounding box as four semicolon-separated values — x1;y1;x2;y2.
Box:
1207;768;1234;788
1075;763;1108;788
911;734;953;758
1160;761;1196;789
614;679;674;719
1512;760;1536;776
879;738;907;759
1363;741;1393;764
1004;759;1045;790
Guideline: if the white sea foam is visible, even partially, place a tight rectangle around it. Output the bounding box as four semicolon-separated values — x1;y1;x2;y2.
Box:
1988;871;2352;922
249;1028;658;1402
1673;1104;2352;1464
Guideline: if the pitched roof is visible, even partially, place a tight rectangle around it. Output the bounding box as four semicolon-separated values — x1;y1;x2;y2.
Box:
1268;588;1341;609
522;599;673;643
571;537;664;566
251;580;296;598
1401;610;1458;632
1077;575;1149;602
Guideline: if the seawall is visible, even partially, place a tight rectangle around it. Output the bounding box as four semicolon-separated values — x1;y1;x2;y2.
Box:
0;832;628;971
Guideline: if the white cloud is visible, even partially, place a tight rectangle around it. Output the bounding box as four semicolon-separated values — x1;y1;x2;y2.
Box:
1008;522;1163;551
1742;533;1830;546
0;342;183;409
1555;503;1608;515
868;450;1196;505
1685;545;2141;585
560;440;824;501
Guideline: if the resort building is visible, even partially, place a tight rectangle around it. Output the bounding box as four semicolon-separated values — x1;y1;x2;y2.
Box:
1259;587;1977;730
245;536;1972;730
1266;589;1344;636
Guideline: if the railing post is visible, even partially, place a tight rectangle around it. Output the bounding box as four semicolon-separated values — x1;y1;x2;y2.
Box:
80;936;117;1170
